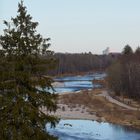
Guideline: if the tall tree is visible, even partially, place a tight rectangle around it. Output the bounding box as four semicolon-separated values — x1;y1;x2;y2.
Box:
135;46;140;54
107;46;140;99
0;1;58;140
122;44;133;55
107;61;123;95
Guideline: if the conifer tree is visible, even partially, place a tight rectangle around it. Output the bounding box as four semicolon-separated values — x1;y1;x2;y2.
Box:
0;1;58;139
122;44;133;55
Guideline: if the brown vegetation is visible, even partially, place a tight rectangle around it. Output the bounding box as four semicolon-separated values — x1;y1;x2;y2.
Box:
107;45;140;99
92;79;107;87
50;52;119;75
59;89;140;129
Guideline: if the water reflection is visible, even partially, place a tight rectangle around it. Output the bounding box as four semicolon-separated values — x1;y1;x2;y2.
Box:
110;123;140;133
47;120;140;140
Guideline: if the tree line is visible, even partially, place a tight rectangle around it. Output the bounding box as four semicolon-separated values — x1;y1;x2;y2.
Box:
107;45;140;99
49;52;120;75
1;1;139;140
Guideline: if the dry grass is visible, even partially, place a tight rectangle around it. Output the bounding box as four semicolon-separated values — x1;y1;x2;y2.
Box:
113;95;140;108
59;89;140;129
93;79;107;88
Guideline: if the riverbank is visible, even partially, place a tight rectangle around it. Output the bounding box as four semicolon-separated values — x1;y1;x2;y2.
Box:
52;71;105;79
42;88;140;130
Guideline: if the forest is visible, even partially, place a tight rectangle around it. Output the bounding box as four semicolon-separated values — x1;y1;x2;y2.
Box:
49;45;140;100
49;52;120;75
1;1;140;139
107;45;140;99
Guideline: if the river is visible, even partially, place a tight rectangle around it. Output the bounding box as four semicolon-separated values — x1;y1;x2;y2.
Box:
52;73;106;93
46;73;140;140
47;120;140;140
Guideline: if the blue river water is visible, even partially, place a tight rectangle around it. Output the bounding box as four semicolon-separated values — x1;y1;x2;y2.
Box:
47;120;140;140
46;73;140;140
51;73;106;93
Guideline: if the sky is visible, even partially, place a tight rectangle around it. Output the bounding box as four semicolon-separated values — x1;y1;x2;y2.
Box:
1;0;140;54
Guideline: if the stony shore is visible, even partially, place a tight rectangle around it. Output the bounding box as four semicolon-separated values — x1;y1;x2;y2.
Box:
42;88;140;130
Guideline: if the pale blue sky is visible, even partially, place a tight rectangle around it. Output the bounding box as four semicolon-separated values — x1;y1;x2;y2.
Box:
1;0;140;54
